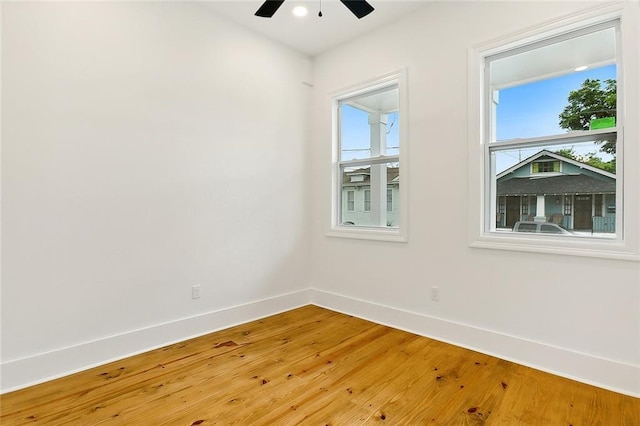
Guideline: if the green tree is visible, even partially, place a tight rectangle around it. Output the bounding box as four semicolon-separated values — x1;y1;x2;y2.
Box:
582;152;616;174
554;148;616;174
554;148;577;160
558;78;616;154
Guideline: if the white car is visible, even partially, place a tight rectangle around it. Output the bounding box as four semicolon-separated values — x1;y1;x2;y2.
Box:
512;221;572;235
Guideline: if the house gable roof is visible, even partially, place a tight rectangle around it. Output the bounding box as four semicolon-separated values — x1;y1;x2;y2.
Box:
496;149;616;180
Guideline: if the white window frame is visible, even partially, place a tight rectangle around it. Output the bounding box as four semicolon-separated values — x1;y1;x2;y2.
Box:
328;70;408;242
467;3;640;260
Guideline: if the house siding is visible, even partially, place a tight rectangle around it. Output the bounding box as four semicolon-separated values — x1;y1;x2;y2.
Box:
496;152;616;232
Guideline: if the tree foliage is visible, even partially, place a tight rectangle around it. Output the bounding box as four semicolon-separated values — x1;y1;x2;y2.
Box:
554;148;616;174
558;78;616;154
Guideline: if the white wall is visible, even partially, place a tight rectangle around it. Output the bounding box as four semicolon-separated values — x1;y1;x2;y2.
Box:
1;2;311;391
309;1;640;396
2;0;639;397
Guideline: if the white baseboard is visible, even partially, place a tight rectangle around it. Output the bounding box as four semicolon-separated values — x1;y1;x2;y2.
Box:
3;287;638;398
310;288;640;398
0;289;311;394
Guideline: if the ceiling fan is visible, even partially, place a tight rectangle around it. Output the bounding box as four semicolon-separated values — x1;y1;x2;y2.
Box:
255;0;375;19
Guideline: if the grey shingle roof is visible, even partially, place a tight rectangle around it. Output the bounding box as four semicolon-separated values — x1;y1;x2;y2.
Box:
497;174;615;196
342;167;399;187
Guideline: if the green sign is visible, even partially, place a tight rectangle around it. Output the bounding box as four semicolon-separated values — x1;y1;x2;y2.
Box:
589;117;616;130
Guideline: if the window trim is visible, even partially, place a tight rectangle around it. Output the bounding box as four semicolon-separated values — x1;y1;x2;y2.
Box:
327;69;409;243
467;2;640;260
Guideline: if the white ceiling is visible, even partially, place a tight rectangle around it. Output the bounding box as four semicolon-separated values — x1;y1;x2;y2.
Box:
202;0;431;57
203;1;616;84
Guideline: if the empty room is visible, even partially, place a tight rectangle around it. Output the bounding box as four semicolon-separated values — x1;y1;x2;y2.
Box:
1;0;639;424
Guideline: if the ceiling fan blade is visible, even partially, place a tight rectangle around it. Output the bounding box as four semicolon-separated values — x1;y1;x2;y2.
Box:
255;0;285;18
339;0;375;19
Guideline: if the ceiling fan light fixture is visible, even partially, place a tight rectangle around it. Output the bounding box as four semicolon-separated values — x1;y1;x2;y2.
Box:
292;5;308;17
255;0;374;19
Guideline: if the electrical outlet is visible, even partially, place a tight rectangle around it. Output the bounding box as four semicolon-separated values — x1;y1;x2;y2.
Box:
431;286;440;302
192;285;201;299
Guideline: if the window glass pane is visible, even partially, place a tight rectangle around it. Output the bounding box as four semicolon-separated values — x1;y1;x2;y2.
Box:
340;163;399;228
347;191;355;211
364;189;371;211
340;87;399;161
340;105;371;160
386;111;400;156
540;224;563;234
491;138;616;237
490;26;616;141
518;223;537;232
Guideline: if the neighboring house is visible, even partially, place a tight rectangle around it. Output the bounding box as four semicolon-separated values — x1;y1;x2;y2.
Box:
342;167;400;227
496;150;616;232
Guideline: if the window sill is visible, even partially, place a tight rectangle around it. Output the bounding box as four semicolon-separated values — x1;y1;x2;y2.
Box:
470;232;639;261
327;226;407;243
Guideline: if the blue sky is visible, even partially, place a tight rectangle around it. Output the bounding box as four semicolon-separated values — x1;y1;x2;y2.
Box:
496;64;616;141
340;106;399;161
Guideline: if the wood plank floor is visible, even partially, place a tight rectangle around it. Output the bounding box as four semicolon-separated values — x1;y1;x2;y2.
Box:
1;305;638;425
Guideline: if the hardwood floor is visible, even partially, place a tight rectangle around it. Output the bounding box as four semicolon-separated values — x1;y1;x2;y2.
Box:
1;305;638;425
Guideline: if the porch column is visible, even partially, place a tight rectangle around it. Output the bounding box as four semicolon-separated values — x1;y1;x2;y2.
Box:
534;195;546;222
369;112;388;227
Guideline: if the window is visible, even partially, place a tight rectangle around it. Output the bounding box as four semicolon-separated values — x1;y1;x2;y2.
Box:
594;194;603;216
347;190;355;211
487;20;621;239
364;189;371;212
541;224;565;234
533;161;560;173
469;4;640;260
521;197;529;216
487;21;619;238
329;71;408;242
519;223;537;233
564;195;572;216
